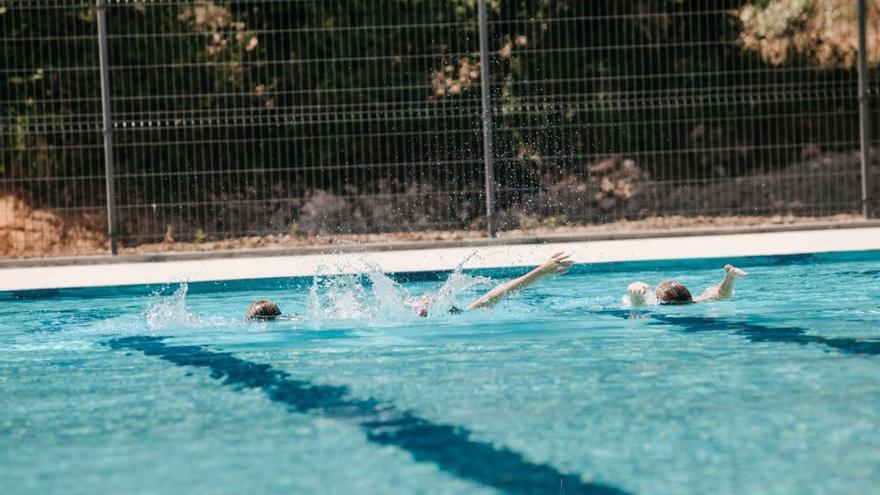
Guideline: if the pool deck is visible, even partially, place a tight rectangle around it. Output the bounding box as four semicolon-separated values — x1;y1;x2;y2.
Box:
2;225;879;292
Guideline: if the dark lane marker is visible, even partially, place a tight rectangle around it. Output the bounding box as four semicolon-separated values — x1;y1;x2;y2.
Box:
107;336;630;495
597;309;880;356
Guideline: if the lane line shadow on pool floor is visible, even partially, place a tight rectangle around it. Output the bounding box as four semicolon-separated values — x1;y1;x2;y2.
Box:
596;309;880;356
107;336;630;495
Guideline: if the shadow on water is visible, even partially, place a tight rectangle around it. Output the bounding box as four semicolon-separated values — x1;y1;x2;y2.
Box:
106;336;630;495
596;309;880;356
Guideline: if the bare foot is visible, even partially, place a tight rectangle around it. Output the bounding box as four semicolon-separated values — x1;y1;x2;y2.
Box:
724;264;747;277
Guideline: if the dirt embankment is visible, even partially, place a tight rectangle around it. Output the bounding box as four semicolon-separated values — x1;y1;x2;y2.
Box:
0;195;107;258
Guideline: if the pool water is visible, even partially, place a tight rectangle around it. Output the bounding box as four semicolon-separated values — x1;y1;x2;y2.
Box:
1;251;879;495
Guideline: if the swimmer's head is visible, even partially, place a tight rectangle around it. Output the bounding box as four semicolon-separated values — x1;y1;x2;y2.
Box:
655;280;693;304
246;299;282;321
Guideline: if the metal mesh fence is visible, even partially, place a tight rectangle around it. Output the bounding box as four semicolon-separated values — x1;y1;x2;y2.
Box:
108;0;485;245
1;0;108;256
1;0;878;258
487;0;874;227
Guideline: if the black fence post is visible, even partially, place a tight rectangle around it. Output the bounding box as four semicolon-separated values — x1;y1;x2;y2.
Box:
857;0;872;219
96;0;118;254
477;0;497;237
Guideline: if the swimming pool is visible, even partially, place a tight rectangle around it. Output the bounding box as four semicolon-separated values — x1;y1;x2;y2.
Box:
2;250;879;494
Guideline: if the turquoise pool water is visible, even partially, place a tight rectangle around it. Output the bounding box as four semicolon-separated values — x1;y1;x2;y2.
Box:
1;251;879;495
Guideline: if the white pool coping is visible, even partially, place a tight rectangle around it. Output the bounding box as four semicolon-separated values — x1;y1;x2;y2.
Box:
1;226;879;292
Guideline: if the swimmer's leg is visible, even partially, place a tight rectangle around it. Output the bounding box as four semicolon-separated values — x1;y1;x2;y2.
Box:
696;264;747;302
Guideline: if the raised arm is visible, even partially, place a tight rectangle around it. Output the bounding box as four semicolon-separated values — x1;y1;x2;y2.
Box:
695;264;747;302
468;252;574;310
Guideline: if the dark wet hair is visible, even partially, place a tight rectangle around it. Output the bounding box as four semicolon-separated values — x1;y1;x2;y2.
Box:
655;281;693;304
246;299;282;321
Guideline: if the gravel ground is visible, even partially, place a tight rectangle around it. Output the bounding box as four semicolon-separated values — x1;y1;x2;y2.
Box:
116;213;866;255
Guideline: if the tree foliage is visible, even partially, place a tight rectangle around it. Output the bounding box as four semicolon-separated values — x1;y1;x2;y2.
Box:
738;0;880;67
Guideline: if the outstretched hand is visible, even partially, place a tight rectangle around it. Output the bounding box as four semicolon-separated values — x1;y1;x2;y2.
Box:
627;282;650;305
537;252;574;276
627;282;649;297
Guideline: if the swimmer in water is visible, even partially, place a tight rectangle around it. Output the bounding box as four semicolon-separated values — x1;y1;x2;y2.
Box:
414;252;574;317
245;299;283;321
625;264;748;306
247;252;574;320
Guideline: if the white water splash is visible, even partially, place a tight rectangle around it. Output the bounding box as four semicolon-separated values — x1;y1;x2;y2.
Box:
307;254;490;322
364;259;416;318
308;267;375;320
145;283;203;331
308;257;414;321
622;291;657;307
423;259;491;315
